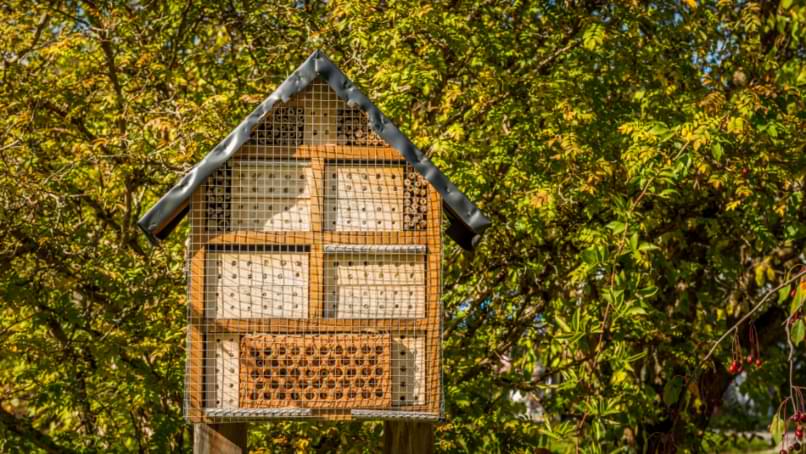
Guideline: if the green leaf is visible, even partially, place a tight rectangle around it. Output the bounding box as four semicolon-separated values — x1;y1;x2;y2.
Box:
779;285;792;304
638;243;659;252
770;413;785;445
581;247;600;265
606;221;626;234
792;320;805;346
711;143;723;161
791;285;805;315
663;376;683;406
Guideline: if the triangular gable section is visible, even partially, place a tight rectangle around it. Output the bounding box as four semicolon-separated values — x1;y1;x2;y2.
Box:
138;50;490;250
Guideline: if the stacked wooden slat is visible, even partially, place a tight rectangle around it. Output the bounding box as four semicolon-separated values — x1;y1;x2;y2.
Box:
403;170;428;231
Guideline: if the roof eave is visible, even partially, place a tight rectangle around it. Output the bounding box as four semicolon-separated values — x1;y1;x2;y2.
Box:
138;50;490;250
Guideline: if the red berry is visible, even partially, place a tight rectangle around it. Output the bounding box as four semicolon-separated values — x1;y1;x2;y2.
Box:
798;428;804;440
746;354;753;364
755;358;763;368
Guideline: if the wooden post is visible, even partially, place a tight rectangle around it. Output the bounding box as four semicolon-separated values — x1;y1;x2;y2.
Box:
193;423;248;454
383;421;434;454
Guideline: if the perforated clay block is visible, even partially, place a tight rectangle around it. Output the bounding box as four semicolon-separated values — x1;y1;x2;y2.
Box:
323;252;425;319
206;251;309;319
239;334;392;409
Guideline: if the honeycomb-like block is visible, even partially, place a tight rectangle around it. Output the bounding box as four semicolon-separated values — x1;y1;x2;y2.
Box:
231;161;312;231
323;251;425;319
206;250;309;319
239;335;391;409
324;165;403;231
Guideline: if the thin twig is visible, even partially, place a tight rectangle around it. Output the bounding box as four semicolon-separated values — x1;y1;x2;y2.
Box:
701;270;806;367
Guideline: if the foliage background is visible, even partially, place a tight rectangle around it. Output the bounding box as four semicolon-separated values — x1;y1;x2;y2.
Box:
1;0;806;452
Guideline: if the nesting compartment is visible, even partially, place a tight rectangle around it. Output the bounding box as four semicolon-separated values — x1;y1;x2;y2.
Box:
230;160;312;231
323;246;425;319
324;164;404;231
206;249;309;319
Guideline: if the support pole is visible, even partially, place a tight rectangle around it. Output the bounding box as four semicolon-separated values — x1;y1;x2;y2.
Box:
383;421;434;454
193;423;248;454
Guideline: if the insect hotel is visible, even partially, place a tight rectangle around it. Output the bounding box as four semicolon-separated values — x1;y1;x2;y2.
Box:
139;51;490;422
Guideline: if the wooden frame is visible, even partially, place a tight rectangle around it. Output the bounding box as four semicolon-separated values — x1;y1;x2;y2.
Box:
188;108;443;421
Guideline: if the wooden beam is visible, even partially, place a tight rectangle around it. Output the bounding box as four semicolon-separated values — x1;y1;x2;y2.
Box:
193;423;248;454
206;318;425;334
425;185;443;414
383;421;434;454
206;231;314;246
188;189;206;421
204;231;427;246
235;144;404;161
309;157;325;320
322;231;428;245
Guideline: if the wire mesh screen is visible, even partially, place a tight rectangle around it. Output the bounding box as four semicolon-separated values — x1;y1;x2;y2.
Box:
187;79;442;422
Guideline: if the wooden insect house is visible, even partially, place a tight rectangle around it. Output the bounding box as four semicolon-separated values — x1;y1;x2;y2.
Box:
139;51;490;422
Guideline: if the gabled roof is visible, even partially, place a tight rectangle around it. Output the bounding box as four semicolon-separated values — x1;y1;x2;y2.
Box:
138;50;490;250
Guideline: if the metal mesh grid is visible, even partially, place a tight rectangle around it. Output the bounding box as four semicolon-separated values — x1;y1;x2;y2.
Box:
186;79;442;422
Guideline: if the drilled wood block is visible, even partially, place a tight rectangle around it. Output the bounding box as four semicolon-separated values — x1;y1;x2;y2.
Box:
300;81;338;145
231;161;312;231
323;252;425;319
239;335;392;409
324;166;404;231
392;335;426;406
205;334;240;409
324;286;426;319
206;251;309;319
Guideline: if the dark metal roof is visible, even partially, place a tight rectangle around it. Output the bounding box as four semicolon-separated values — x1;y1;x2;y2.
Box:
138;50;490;250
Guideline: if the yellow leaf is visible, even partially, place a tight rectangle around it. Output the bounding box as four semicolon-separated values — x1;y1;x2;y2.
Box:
726;200;742;211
